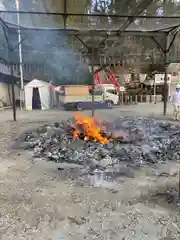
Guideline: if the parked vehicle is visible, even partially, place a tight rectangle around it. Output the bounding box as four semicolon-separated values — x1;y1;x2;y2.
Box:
58;85;119;110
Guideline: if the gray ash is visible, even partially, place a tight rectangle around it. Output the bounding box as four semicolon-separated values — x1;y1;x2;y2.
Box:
19;117;180;180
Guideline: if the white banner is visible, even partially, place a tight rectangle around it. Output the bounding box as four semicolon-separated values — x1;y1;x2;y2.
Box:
155;74;171;84
140;74;147;83
124;74;131;83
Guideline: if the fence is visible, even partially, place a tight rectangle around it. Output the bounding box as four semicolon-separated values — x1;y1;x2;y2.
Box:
119;93;162;105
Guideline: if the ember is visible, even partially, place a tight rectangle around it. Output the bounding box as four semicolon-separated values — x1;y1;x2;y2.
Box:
73;112;110;144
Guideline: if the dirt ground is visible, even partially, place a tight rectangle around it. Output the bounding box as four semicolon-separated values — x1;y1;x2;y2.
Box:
0;103;179;240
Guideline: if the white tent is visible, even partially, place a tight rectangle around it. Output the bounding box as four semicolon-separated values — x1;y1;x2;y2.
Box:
25;79;56;110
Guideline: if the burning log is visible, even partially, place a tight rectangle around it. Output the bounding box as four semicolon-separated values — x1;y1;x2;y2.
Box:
72;112;131;144
73;112;110;144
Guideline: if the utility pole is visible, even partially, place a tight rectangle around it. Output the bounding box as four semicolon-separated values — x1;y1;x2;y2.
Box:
15;0;24;110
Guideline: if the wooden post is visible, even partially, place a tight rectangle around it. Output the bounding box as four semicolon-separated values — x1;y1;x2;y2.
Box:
135;95;138;104
121;91;124;105
130;95;133;104
163;36;168;115
150;94;152;103
140;95;143;103
125;95;128;105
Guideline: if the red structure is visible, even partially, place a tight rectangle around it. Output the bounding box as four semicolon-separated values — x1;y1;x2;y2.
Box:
94;69;120;88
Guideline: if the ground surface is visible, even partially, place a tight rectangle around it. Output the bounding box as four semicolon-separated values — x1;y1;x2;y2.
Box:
0;103;179;240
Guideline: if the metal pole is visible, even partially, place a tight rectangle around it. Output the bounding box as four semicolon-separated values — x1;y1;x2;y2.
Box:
7;45;16;121
153;80;156;104
3;24;17;121
179;164;180;199
121;91;124;105
10;64;16;121
15;0;24;110
163;35;168;116
63;0;67;29
91;46;95;116
168;82;171;102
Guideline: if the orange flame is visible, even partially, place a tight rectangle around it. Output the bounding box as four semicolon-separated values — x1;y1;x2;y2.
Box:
73;112;109;144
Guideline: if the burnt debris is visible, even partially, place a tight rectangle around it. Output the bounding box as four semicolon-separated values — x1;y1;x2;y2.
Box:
18;117;180;179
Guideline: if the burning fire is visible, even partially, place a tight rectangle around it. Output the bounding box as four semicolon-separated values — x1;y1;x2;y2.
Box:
73;112;110;144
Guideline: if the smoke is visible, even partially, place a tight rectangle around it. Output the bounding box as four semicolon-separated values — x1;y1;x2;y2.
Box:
0;0;92;85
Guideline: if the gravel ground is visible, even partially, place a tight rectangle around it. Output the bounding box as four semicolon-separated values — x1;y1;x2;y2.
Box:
0;103;179;240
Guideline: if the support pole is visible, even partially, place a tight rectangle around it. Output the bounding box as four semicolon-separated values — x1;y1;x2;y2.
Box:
3;24;16;121
10;63;16;121
63;0;67;29
15;0;24;110
153;81;156;104
163;35;168;116
7;42;16;121
179;165;180;199
91;46;95;117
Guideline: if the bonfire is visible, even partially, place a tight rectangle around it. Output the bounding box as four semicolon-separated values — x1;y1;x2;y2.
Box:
73;112;110;144
19;114;180;179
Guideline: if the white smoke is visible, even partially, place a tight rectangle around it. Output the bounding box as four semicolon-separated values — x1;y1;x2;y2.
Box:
0;1;91;84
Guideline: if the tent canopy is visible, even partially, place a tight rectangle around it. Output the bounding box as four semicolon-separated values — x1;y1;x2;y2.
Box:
0;0;179;116
0;0;180;65
1;0;180;32
25;79;50;88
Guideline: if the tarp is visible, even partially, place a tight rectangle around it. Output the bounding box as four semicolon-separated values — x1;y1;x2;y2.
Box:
0;82;20;106
0;63;10;75
24;79;56;110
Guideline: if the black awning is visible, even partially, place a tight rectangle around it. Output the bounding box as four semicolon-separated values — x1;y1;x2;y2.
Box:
0;72;29;85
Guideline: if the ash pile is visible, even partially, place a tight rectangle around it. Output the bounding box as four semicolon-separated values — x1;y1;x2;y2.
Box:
20;113;180;178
